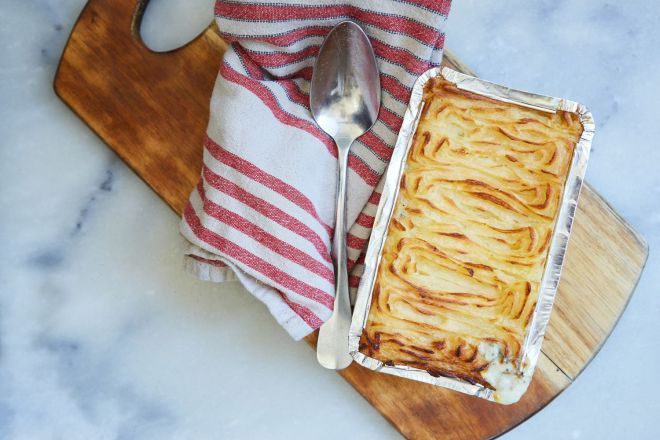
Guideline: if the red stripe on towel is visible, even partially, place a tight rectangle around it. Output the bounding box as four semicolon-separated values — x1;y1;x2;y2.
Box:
185;202;335;309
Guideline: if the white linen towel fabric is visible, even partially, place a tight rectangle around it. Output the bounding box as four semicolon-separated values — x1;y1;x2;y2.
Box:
181;0;452;339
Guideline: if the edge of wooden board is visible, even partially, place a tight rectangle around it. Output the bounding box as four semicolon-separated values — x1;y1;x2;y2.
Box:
555;186;649;377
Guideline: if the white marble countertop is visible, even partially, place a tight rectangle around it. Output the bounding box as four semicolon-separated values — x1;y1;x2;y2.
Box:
1;0;658;438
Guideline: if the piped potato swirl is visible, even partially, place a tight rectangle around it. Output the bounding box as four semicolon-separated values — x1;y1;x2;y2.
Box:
360;78;583;392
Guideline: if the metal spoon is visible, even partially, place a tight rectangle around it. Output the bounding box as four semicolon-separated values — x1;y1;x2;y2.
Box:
310;21;381;370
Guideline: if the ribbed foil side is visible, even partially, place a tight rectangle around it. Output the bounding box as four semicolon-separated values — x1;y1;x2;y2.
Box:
348;67;594;403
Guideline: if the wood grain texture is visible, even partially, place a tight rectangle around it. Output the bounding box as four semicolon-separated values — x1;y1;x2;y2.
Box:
54;1;648;438
541;188;648;378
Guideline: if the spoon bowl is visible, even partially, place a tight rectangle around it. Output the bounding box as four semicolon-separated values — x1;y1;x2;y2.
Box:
310;22;381;142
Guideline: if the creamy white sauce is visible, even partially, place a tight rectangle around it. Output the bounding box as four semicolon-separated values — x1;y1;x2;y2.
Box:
478;342;533;404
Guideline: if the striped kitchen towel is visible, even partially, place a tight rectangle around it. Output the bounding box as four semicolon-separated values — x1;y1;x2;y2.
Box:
180;0;452;340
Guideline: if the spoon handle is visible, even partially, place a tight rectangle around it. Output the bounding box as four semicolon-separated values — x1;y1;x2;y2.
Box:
317;142;354;370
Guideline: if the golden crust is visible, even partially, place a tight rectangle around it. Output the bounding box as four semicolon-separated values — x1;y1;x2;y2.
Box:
360;78;583;390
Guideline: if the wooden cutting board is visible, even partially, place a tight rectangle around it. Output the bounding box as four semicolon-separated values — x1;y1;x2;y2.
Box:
54;1;648;438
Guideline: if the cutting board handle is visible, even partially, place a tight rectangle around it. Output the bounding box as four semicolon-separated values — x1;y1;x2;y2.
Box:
62;0;162;58
134;0;216;54
72;0;223;60
55;0;227;212
94;0;148;47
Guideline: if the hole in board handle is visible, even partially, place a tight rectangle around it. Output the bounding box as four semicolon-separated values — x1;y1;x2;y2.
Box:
139;0;215;52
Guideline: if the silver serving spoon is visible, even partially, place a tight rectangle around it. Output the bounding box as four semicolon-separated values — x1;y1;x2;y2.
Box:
310;21;381;370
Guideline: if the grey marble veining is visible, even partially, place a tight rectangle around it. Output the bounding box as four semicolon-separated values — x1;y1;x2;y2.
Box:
1;0;658;439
